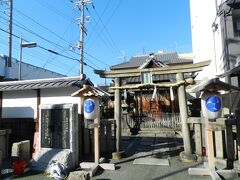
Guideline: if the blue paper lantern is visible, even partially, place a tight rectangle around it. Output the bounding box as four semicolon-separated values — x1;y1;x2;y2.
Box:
84;99;95;113
205;96;221;112
84;98;99;120
201;91;222;120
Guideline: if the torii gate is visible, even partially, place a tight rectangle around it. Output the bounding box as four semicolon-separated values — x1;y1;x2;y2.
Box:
94;60;210;161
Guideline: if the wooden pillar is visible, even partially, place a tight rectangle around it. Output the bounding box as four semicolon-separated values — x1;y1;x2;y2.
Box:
194;123;202;156
106;122;111;152
114;77;121;153
94;117;100;164
206;128;215;169
176;73;192;155
235;109;240;167
100;123;105;153
36;89;40;132
225;121;234;169
215;130;224;159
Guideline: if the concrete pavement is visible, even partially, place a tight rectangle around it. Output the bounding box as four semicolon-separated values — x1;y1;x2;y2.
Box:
2;133;238;179
92;134;211;180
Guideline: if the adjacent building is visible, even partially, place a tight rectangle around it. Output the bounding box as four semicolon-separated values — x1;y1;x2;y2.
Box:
0;55;64;80
190;0;240;86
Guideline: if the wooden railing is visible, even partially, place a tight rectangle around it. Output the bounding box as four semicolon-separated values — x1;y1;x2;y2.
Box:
124;113;181;130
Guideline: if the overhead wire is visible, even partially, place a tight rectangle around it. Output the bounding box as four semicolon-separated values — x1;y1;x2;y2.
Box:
1;12;102;68
85;0;111;43
86;2;120;55
68;0;112;67
13;7;77;48
1;2;108;71
35;0;73;21
10;7;82;69
0;4;80;74
0;35;74;74
0;27;97;70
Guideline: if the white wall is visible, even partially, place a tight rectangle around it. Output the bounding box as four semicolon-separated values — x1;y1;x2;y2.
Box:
190;0;226;80
2;90;37;118
40;87;82;114
190;0;216;63
2;86;83;119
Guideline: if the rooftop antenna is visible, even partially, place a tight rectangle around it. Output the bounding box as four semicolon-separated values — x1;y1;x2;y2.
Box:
117;51;126;62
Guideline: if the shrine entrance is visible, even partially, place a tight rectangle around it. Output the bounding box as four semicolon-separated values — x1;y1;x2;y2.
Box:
95;60;210;161
122;89;181;132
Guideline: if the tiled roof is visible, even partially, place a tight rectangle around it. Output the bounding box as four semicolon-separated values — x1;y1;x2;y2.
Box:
110;52;193;70
0;76;92;91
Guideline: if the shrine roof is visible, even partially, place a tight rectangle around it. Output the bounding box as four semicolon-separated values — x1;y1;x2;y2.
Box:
110;52;193;70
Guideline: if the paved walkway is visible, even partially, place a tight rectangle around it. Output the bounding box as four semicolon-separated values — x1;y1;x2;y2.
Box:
2;133;237;179
93;134;210;180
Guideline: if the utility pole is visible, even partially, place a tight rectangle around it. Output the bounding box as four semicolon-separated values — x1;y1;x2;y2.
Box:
1;0;13;67
75;0;91;76
79;0;85;75
8;0;12;67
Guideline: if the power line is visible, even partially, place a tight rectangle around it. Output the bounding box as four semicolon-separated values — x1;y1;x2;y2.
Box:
0;27;81;63
2;11;109;68
1;8;108;70
35;0;73;21
86;3;120;54
10;8;83;69
85;0;111;43
13;7;76;47
0;36;76;74
1;14;84;63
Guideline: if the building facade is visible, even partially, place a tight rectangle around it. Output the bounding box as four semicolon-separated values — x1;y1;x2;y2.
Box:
0;55;64;80
190;0;240;85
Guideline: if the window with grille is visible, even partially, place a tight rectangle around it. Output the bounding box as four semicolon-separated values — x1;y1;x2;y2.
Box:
141;72;152;84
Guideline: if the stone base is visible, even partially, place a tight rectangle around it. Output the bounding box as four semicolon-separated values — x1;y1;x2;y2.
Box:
179;151;196;163
112;151;125;160
215;158;227;169
133;157;169;166
11;140;30;161
31;148;75;173
80;162;115;177
68;170;90;180
189;162;237;179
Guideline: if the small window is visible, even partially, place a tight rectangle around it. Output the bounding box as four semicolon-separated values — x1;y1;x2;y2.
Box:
232;10;240;37
233;18;240;37
141;72;152;84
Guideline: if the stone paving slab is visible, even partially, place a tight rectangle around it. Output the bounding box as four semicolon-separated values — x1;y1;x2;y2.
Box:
133;157;169;166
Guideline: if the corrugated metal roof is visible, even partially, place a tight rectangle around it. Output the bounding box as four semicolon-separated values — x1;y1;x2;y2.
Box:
110;52;193;70
0;76;92;91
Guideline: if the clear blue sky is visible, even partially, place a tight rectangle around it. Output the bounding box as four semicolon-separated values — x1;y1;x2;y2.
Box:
0;0;192;85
